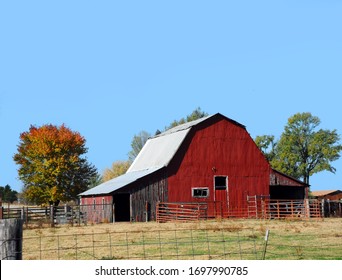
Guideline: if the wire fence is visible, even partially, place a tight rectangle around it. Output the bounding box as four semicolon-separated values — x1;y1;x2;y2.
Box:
22;227;262;260
15;226;342;260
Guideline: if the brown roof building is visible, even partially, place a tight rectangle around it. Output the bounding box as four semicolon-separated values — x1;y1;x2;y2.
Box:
311;190;342;201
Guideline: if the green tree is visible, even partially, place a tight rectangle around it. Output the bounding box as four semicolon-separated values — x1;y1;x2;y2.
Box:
127;107;208;162
165;107;208;130
256;112;342;185
13;124;97;205
254;135;277;162
88;173;103;189
0;185;18;203
128;131;151;162
102;160;131;182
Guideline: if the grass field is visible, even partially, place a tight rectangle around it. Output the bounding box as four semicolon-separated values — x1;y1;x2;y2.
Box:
22;218;342;260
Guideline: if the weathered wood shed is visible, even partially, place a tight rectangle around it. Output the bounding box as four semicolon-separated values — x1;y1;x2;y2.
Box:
311;190;342;201
79;113;308;221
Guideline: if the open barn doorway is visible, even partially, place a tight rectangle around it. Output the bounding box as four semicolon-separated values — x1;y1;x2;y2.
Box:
270;186;306;200
113;193;130;222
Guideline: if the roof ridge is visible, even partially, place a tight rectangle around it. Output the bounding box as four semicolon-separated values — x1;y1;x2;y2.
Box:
152;114;214;138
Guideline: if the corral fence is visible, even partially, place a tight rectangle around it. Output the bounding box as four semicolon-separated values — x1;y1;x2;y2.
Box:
156;202;224;222
246;197;323;219
156;198;326;222
0;199;341;226
156;198;342;222
0;204;114;227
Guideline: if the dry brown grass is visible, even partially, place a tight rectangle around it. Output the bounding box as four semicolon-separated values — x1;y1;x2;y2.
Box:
22;218;342;260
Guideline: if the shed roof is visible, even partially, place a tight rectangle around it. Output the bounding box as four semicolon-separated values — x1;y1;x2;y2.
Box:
79;166;163;196
311;190;342;197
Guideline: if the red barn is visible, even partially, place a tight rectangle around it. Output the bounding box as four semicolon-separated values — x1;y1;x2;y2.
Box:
79;113;308;222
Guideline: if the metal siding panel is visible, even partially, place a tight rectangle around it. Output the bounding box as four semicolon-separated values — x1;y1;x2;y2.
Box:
168;118;270;215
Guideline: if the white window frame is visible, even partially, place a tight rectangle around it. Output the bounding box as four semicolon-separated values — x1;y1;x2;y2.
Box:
214;175;228;190
192;187;209;198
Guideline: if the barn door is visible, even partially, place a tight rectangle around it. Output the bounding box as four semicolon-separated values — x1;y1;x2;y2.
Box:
214;176;229;216
113;193;130;222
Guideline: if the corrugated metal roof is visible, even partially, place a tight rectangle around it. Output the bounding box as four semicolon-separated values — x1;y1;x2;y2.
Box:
79;166;163;196
154;114;213;138
127;128;189;172
127;114;213;172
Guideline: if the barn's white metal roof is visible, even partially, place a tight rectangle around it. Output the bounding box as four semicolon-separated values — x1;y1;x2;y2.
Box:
127;115;212;172
127;128;189;172
79;166;163;196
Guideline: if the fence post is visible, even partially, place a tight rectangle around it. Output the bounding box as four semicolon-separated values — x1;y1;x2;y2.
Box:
262;229;270;260
305;199;310;218
156;202;159;222
71;207;74;227
0;219;23;260
50;205;55;227
321;199;325;218
77;206;80;225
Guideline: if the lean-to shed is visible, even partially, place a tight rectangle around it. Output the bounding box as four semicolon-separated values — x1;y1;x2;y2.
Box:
79;113;308;221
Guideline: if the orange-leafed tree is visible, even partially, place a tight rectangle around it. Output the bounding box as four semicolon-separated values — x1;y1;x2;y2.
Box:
13;124;97;205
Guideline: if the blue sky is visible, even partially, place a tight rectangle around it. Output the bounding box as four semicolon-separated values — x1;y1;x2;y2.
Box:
1;0;341;192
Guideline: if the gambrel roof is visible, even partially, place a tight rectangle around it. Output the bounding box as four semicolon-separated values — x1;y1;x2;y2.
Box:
80;113;242;196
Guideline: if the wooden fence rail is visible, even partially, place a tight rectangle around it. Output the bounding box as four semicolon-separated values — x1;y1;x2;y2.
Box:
0;205;105;226
0;199;339;226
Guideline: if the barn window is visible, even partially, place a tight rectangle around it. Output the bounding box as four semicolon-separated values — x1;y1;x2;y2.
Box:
214;176;228;190
192;188;209;198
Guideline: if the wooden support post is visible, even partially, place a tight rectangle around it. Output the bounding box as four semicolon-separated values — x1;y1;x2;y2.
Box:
305;199;310;218
277;200;280;219
71;207;74;227
112;203;115;223
50;205;55;228
0;219;23;260
25;207;29;226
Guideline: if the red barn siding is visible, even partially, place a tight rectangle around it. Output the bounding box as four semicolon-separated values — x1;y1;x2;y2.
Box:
81;195;112;205
167;118;270;214
80;195;113;223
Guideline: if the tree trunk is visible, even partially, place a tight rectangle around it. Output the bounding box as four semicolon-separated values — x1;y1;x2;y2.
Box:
0;219;23;260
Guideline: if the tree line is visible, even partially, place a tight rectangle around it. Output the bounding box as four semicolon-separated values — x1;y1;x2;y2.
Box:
7;109;342;205
255;112;341;185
